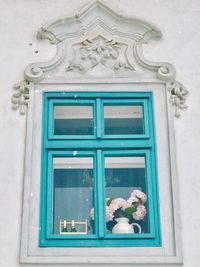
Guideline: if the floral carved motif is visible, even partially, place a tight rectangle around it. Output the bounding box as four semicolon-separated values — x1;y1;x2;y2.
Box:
168;81;188;117
12;80;30;115
66;36;135;74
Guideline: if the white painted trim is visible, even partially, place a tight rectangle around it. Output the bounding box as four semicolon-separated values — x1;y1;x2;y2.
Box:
166;83;183;260
20;82;183;265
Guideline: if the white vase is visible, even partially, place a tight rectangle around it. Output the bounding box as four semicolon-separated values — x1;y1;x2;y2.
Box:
112;217;141;234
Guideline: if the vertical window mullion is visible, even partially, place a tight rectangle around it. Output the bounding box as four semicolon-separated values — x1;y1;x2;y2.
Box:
46;151;54;237
143;99;150;137
48;99;54;139
96;149;106;238
96;98;102;139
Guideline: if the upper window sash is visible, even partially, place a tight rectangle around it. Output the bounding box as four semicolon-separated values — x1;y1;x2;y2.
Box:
45;92;152;140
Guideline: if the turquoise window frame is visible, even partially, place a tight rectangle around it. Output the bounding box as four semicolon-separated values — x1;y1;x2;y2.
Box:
40;91;161;247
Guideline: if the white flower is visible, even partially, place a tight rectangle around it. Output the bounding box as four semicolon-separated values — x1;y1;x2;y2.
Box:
90;206;114;222
90;207;94;220
132;204;147;220
127;196;139;204
131;190;147;204
110;198;130;211
106;206;114;222
108;203;118;214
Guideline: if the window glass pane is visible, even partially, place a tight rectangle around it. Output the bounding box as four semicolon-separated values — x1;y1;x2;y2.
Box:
53;156;95;235
104;156;149;234
104;105;144;135
54;105;93;135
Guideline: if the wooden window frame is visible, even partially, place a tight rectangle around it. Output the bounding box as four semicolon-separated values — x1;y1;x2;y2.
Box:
40;91;161;247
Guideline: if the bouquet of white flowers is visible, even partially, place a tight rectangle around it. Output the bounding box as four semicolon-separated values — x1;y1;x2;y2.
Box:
90;189;147;223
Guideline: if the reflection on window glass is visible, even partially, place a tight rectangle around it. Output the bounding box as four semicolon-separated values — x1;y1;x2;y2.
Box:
54;105;93;135
53;157;95;235
104;156;149;234
104;105;144;135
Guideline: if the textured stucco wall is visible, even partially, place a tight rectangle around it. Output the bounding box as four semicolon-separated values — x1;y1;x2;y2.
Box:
0;0;200;267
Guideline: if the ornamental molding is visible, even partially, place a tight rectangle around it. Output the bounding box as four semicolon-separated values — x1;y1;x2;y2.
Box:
13;0;188;117
12;80;30;115
66;35;135;74
168;81;188;118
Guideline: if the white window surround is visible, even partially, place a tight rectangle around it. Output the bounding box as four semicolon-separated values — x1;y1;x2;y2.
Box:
13;0;187;265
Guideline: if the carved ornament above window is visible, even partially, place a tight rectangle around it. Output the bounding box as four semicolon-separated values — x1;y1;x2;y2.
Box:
66;35;135;74
12;0;188;117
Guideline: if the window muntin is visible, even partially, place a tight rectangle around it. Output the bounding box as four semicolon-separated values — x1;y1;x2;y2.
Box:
41;92;160;247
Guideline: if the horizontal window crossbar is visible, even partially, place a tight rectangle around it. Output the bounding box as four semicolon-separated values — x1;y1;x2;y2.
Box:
45;92;152;100
40;238;161;247
44;140;153;149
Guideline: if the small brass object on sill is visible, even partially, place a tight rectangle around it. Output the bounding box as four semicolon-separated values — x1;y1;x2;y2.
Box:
60;219;88;234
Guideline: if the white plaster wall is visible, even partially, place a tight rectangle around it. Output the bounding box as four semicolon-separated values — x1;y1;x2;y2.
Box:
0;0;199;267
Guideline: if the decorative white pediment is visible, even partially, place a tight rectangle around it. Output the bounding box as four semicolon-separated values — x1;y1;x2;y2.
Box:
12;0;188;117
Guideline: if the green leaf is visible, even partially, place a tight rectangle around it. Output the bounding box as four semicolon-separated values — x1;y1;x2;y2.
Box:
106;198;113;206
124;207;136;217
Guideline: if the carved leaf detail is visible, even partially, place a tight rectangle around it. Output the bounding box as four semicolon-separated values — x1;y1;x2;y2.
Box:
66;36;135;74
168;81;188;117
11;80;30;115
